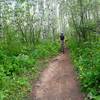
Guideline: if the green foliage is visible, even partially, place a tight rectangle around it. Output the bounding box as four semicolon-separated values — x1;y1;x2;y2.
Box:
0;40;59;100
68;36;100;99
32;41;59;59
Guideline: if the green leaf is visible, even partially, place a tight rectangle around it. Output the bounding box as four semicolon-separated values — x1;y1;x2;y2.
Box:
95;96;100;100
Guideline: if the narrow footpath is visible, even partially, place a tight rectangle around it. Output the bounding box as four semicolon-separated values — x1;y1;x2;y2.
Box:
31;49;84;100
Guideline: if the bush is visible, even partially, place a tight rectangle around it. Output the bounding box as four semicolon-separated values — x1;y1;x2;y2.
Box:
68;36;100;99
0;40;59;100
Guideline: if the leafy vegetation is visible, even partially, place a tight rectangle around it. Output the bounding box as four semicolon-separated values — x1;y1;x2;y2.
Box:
68;36;100;99
1;0;100;99
0;41;59;100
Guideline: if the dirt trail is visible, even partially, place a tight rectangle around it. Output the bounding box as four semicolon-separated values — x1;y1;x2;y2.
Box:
31;49;84;100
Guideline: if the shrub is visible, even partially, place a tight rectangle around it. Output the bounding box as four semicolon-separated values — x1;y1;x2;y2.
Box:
0;40;59;100
68;36;100;99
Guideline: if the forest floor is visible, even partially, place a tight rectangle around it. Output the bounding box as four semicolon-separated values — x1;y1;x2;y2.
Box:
31;49;84;100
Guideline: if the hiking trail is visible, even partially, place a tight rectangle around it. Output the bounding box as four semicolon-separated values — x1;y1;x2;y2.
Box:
31;49;84;100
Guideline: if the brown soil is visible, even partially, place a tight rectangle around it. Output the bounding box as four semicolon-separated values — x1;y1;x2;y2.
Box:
31;49;84;100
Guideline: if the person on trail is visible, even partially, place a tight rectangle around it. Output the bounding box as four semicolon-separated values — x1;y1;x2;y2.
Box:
60;32;65;53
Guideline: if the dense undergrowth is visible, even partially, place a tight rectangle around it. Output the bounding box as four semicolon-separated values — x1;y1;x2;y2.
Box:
68;35;100;100
0;40;59;100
